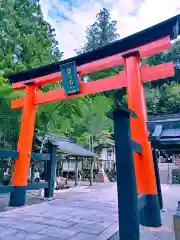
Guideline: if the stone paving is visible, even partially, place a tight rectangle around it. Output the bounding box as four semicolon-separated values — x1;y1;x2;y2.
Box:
0;183;178;239
0;181;89;213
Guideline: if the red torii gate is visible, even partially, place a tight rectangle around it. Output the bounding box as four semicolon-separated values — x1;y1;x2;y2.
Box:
10;36;174;191
6;14;180;239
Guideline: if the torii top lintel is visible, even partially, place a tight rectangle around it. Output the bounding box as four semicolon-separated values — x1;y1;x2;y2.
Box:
6;14;180;109
6;14;180;83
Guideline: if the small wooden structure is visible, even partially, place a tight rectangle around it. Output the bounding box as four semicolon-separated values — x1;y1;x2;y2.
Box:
148;113;180;238
34;133;96;186
93;138;115;171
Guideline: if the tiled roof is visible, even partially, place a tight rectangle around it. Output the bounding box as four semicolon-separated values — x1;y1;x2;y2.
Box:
36;134;95;157
148;113;180;122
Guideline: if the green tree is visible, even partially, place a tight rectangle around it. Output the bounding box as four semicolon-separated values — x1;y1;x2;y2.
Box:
0;0;63;74
143;39;180;86
73;8;122;145
0;79;21;150
36;98;83;136
145;82;180;115
75;8;120;54
75;8;123;101
0;0;63;150
70;95;113;147
143;39;180;115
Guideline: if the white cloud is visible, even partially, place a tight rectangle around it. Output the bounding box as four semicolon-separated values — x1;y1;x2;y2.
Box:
138;0;180;29
40;0;180;59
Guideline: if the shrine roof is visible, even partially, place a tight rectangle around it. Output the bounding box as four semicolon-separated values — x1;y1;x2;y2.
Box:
148;113;180;122
35;134;95;157
148;114;180;152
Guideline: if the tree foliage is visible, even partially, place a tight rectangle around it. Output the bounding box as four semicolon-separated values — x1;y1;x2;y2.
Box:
0;0;63;150
143;39;180;86
0;0;63;74
144;39;180;115
145;82;180;115
73;8;122;144
75;8;120;54
1;2;180;155
0;5;116;151
70;95;113;146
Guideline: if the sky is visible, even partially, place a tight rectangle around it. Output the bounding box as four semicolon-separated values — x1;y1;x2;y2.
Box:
40;0;180;59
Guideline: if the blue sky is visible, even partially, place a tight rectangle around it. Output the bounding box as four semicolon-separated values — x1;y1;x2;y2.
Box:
40;0;180;59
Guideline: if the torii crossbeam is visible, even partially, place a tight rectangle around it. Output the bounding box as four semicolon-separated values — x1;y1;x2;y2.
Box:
5;14;180;240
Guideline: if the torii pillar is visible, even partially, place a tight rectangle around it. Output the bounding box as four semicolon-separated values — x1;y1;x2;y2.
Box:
123;51;161;227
